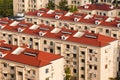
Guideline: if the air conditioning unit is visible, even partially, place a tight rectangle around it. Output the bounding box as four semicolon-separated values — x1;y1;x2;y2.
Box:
55;15;61;19
74;18;80;22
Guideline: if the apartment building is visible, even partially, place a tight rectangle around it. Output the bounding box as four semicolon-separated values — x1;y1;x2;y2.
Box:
0;40;64;80
78;3;120;17
25;8;120;40
0;18;119;80
13;0;61;15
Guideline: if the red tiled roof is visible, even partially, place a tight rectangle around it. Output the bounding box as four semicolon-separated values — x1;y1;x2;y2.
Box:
78;3;115;11
0;19;117;47
0;42;62;67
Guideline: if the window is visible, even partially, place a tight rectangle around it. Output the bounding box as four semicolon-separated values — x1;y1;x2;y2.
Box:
11;74;14;78
50;41;53;45
4;73;7;77
14;38;17;42
106;29;109;34
73;54;76;58
10;66;14;70
81;59;85;63
34;22;37;24
3;33;5;36
73;46;76;50
45;68;49;73
89;65;92;69
81;67;84;70
67;54;70;56
18;72;23;76
35;42;38;46
44;48;47;51
89;56;92;60
57;47;61;50
105;64;107;69
50;49;53;53
81;75;84;78
3;63;7;67
84;26;88;30
73;61;76;65
8;34;12;37
33;70;36;75
73;69;77;73
89;49;93;53
22;37;25;40
66;44;70;49
81;51;85;55
44;40;47;44
91;31;95;33
29;38;33;41
94;66;97;70
113;34;117;37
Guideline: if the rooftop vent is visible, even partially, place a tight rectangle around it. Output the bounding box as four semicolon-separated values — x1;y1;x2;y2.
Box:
39;31;46;36
61;35;69;40
51;28;61;33
37;13;43;16
47;10;54;14
73;31;84;37
84;14;93;19
12;47;25;55
29;24;39;30
0;21;8;24
39;27;49;30
0;25;4;29
65;12;73;16
55;15;61;19
117;23;120;28
0;52;7;58
17;27;24;32
0;46;12;50
84;5;89;9
55;12;64;15
10;21;19;26
95;20;101;25
85;34;97;39
61;31;72;34
74;17;80;22
39;10;45;13
105;17;114;22
24;52;37;57
18;24;27;27
109;5;114;9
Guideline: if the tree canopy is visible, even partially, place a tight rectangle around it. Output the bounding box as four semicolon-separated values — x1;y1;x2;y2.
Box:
0;0;13;17
57;0;69;11
46;1;55;10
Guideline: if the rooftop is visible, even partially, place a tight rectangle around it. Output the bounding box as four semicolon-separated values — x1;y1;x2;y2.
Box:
0;41;62;67
78;3;120;11
26;8;120;28
0;18;117;47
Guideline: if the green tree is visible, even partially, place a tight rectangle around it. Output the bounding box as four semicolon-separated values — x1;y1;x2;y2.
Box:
57;0;69;11
0;0;13;17
46;1;55;10
65;67;71;80
70;5;78;12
